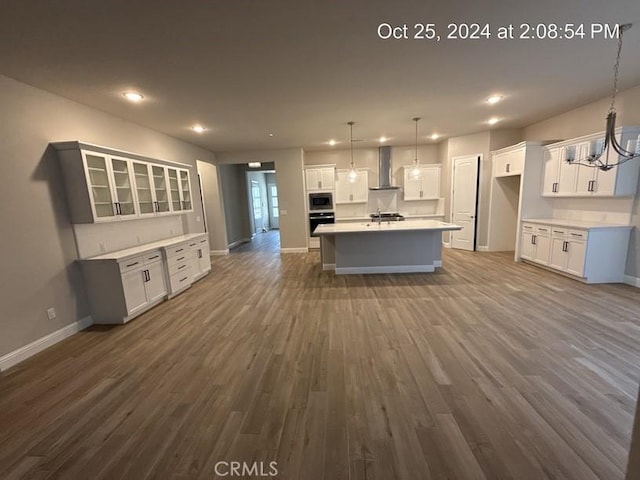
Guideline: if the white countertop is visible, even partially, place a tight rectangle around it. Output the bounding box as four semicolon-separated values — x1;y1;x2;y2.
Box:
523;218;632;230
83;233;207;262
314;219;462;235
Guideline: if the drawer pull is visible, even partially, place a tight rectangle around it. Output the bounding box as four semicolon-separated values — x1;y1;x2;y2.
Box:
189;243;197;247
178;264;187;270
570;233;584;237
148;255;160;260
180;276;188;282
177;256;185;261
175;248;184;253
125;261;139;267
553;230;564;234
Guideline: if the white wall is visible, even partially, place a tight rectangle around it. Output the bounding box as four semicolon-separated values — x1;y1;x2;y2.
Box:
197;160;229;253
0;74;216;357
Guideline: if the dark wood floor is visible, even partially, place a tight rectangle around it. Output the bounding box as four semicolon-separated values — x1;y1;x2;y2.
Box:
1;248;639;479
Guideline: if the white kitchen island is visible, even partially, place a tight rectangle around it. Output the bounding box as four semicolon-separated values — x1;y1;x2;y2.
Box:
314;220;462;274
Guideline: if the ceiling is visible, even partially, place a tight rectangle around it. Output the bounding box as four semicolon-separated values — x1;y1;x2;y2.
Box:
1;0;639;152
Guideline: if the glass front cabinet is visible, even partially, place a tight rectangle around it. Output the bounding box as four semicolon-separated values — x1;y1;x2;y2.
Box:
54;142;194;224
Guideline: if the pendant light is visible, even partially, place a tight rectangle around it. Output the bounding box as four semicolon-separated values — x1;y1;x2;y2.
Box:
410;117;422;180
568;23;639;170
347;121;359;183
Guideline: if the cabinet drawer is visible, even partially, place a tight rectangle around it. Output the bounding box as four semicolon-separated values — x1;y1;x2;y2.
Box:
168;258;192;276
187;241;198;248
167;250;189;266
551;228;568;238
568;230;588;242
166;242;189;258
535;225;551;235
170;268;193;291
521;223;535;232
119;255;144;273
143;250;163;265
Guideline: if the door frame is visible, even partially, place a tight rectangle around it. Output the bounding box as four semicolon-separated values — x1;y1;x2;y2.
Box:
449;154;481;251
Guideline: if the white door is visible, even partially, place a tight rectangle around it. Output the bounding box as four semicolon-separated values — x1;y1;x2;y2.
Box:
250;180;263;233
334;171;351;204
521;232;535;260
267;183;280;229
144;262;167;303
542;148;560;196
451;155;479;251
566;241;586;276
121;269;148;315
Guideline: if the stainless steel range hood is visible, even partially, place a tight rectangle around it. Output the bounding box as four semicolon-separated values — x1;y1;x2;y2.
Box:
370;146;400;190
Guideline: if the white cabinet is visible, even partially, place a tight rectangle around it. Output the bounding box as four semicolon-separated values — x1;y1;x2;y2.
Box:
119;252;167;318
541;127;640;197
520;221;631;283
54;141;194;223
403;165;441;201
335;169;369;204
121;266;148;316
192;237;212;279
493;149;524;177
305;166;335;191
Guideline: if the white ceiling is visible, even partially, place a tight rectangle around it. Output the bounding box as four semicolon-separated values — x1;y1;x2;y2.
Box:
1;0;639;152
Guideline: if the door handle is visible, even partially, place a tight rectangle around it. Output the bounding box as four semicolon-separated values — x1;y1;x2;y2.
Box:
506;163;510;173
469;215;475;219
532;235;536;245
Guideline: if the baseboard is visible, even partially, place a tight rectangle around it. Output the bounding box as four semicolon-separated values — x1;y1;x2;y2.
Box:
210;249;229;256
280;247;309;253
336;265;436;274
228;238;251;249
323;263;336;271
477;245;489;252
442;242;451;248
0;316;93;372
624;275;640;288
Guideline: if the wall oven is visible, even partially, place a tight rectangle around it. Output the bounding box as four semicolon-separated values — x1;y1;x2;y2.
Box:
308;192;333;211
309;211;335;236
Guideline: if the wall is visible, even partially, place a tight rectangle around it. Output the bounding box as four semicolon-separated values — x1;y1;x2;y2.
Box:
196;160;229;253
218;164;252;246
216;149;307;250
0;74;216;358
523;83;640;279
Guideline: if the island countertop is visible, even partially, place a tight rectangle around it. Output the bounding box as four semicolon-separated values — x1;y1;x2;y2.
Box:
314;219;462;236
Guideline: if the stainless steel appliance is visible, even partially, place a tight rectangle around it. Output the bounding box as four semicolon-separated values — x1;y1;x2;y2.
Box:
308;192;333;211
369;212;404;221
309;211;335;236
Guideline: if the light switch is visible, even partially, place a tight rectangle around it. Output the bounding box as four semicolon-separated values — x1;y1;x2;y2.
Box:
280;209;287;215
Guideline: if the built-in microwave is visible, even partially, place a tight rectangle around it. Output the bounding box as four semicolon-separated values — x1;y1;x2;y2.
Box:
308;192;333;211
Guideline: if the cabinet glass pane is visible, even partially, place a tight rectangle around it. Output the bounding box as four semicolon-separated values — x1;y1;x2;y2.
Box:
168;169;182;211
180;171;192;210
110;158;136;216
133;162;154;214
85;154;115;218
152;166;170;213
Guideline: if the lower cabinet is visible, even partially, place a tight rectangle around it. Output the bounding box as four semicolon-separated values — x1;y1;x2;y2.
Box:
121;253;167;316
520;222;630;283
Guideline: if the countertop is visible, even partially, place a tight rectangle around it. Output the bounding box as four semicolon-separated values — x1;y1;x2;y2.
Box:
83;233;207;262
335;213;445;222
523;218;632;230
314;219;462;235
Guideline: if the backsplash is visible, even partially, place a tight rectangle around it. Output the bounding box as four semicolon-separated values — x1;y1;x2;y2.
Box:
551;197;635;225
73;215;185;259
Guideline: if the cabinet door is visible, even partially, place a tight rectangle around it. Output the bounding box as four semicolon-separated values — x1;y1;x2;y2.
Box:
196;245;211;275
521;232;535;260
83;152;116;220
121;269;148;315
144;262;167;304
334;171;351;204
151;165;171;213
533;235;551;265
305;169;321;191
549;238;568;270
109;157;137;217
179;170;193;211
351;171;368;203
557;147;578;195
320;168;335;190
575;143;596;195
403;168;422;200
566;240;586;277
542;148;560;196
421;167;441;198
167;168;183;211
592;163;617;196
132;162;156;217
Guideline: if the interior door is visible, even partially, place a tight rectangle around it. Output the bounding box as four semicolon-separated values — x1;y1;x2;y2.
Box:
451;155;480;251
250;180;263;234
267;183;279;229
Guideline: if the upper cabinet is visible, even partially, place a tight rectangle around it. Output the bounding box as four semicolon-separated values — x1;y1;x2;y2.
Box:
335;169;370;204
493;148;524;177
403;165;441;201
54;142;194;224
305;166;335;191
541;127;640;197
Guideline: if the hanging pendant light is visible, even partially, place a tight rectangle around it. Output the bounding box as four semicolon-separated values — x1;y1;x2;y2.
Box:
347;121;359;183
410;117;422;180
568;23;639;170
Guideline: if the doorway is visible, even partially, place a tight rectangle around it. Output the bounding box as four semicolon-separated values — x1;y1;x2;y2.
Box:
243;168;280;252
250;180;264;235
450;154;480;251
267;182;279;229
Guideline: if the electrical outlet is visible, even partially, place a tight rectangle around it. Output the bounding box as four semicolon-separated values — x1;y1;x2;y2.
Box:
99;242;107;253
47;308;56;320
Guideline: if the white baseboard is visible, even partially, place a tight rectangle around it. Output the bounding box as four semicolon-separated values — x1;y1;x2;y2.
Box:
323;263;336;271
228;238;251;249
477;245;489;252
624;275;640;288
442;242;451;248
434;260;442;267
210;249;229;256
0;316;93;372
280;247;309;253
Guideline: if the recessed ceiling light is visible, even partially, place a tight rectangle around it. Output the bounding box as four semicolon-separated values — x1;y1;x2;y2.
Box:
192;124;206;133
268;133;274;137
430;133;440;140
487;117;500;125
122;91;144;103
379;136;388;143
486;95;503;105
328;139;337;146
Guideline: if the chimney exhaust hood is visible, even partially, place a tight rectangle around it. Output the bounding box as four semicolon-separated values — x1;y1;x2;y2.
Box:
370;146;400;190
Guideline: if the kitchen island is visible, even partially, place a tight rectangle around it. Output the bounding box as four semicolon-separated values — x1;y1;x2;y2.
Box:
314;219;462;274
